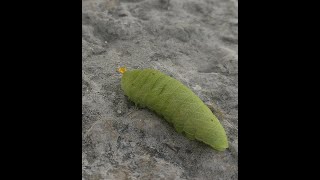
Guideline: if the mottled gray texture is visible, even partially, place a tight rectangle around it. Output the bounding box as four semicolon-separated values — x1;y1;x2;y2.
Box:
82;0;238;179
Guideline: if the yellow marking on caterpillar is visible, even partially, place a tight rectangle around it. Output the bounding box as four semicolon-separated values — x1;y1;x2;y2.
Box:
117;67;127;74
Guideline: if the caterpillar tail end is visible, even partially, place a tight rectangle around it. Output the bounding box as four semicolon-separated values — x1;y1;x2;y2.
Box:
117;67;127;74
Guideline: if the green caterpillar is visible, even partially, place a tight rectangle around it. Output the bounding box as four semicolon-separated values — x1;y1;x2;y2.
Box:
119;67;228;151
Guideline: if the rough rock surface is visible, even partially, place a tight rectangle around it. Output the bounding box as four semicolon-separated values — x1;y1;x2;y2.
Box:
82;0;238;179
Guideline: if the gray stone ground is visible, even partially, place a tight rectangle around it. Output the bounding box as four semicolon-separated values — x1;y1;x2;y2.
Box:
82;0;238;179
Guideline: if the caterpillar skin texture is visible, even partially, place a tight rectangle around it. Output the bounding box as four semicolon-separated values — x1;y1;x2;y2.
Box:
121;69;228;151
